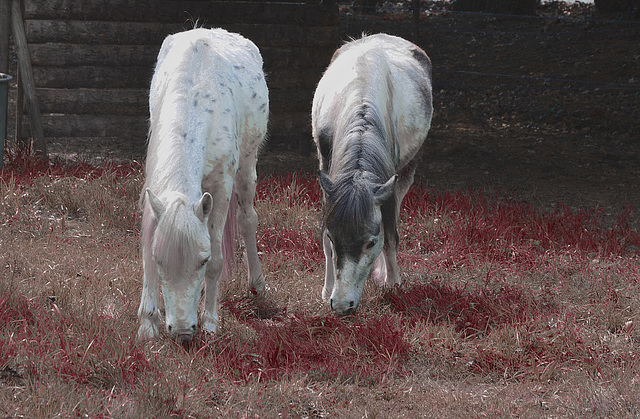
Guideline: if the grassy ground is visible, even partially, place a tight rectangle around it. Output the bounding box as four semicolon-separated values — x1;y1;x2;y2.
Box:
1;154;639;417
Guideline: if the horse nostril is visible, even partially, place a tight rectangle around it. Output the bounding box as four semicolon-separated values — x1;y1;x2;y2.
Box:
330;299;334;310
176;333;193;345
191;325;196;331
167;325;173;332
349;301;354;308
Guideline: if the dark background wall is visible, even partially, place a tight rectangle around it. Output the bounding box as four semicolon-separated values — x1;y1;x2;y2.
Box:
14;0;339;155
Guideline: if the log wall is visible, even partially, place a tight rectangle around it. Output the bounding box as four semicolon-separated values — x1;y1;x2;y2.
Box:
17;0;339;157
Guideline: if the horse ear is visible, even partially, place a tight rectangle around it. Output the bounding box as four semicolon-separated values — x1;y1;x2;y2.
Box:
146;189;165;219
373;175;397;205
196;192;213;222
318;171;334;196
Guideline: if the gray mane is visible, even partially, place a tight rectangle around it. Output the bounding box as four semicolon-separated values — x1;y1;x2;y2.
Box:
151;196;202;271
325;102;395;236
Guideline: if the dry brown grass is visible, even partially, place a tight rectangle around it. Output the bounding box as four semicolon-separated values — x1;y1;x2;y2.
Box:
1;158;640;418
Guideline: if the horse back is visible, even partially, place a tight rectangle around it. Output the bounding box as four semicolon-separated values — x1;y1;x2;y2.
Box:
145;28;268;195
313;34;433;171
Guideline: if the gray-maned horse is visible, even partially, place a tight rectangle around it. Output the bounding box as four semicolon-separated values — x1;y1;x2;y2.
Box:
138;28;268;343
312;34;433;315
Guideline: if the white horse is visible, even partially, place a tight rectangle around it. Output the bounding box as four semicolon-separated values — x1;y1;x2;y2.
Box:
312;34;433;315
138;28;268;343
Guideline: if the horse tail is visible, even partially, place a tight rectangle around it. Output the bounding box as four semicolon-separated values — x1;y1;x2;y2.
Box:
221;191;238;282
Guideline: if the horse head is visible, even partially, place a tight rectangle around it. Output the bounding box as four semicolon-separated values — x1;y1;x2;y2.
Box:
319;171;396;315
145;189;213;343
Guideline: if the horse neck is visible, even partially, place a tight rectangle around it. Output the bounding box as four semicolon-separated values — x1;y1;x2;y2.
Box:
331;102;395;184
145;111;207;202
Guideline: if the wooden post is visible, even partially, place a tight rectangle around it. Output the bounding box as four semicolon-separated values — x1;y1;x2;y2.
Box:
0;0;10;73
1;0;9;167
11;0;46;156
412;0;420;44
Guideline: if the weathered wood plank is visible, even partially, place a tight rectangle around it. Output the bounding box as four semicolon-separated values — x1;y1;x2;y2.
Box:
21;111;312;142
32;66;153;89
23;0;337;26
28;44;334;71
29;44;160;67
34;87;313;114
46;137;145;160
22;114;148;138
25;20;339;48
32;65;325;89
25;20;183;45
17;0;338;149
264;70;326;89
261;47;336;70
269;111;312;134
269;89;315;113
36;88;148;115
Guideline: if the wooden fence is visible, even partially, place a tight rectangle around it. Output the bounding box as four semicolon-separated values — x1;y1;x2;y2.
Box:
6;0;339;158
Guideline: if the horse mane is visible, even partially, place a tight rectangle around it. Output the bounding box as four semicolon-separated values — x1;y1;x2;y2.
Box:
325;171;380;237
326;112;395;238
323;45;398;239
151;195;205;272
142;29;222;207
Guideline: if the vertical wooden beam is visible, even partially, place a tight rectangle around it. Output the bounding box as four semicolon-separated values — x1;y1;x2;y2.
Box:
0;73;11;170
14;68;23;144
0;0;10;73
412;0;420;44
1;0;11;166
10;0;46;156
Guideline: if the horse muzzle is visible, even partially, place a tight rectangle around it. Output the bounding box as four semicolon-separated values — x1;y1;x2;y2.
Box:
330;298;357;316
167;324;197;344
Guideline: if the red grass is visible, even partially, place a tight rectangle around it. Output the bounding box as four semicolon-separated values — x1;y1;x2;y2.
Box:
384;281;539;337
405;186;639;256
256;173;323;207
257;225;323;270
2;161;639;401
0;290;153;387
210;297;411;381
1;148;140;186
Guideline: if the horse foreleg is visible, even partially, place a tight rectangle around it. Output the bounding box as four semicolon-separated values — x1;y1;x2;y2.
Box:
203;213;226;334
202;183;232;333
203;252;222;333
137;209;161;340
382;149;422;288
381;220;401;288
235;165;265;294
322;230;336;300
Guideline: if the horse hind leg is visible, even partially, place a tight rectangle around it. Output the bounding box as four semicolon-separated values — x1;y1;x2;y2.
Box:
235;163;265;294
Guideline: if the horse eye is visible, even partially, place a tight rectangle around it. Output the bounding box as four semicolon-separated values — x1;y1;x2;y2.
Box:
199;258;210;267
366;240;376;250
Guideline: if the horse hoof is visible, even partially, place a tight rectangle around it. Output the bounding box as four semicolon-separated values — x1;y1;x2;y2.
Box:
249;274;266;295
202;319;219;334
137;320;160;342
